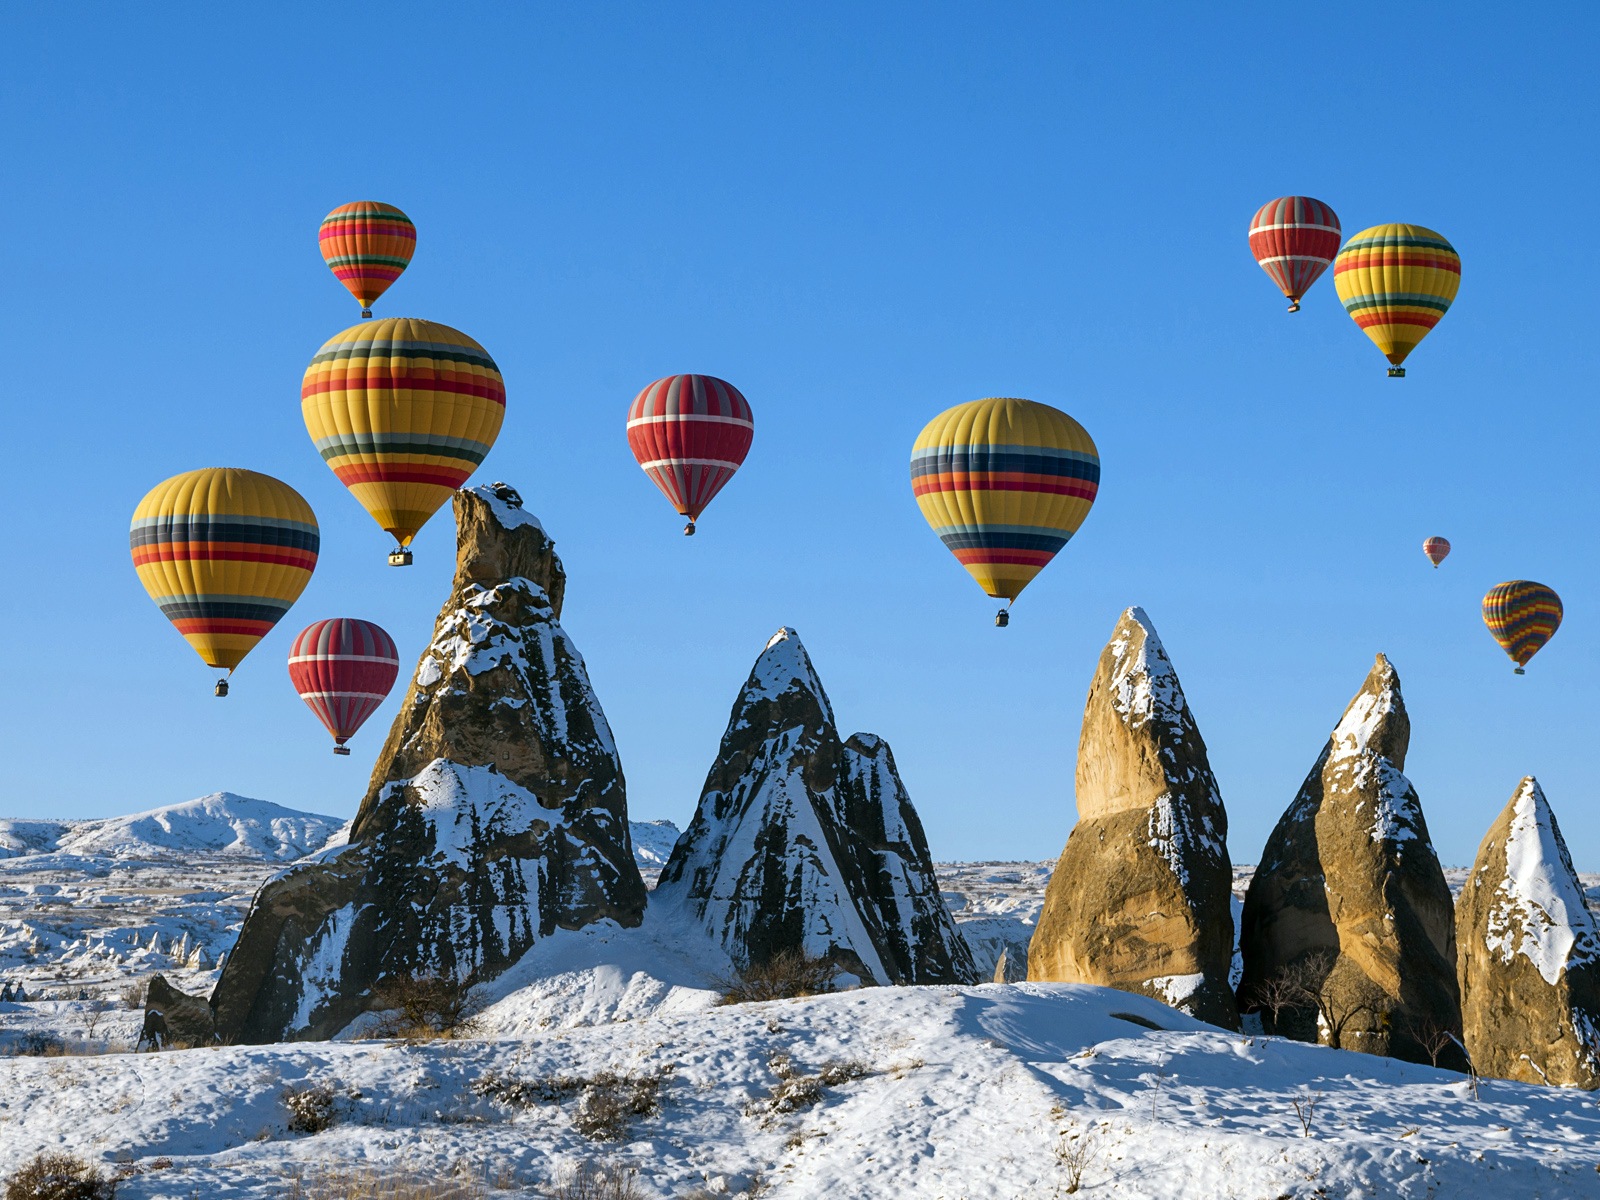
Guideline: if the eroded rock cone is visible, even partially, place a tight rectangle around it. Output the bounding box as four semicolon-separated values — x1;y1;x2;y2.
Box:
1237;655;1464;1066
1027;607;1238;1027
654;627;976;985
1457;777;1600;1087
143;974;215;1047
211;484;646;1042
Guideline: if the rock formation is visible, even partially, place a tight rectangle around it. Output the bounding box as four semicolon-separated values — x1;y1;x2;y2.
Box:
211;484;647;1042
654;627;976;985
143;974;215;1047
1026;607;1238;1027
1236;655;1463;1066
1457;777;1600;1087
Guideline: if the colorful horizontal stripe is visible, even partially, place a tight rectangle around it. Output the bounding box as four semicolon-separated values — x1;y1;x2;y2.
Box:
1482;581;1562;670
288;618;401;747
626;374;754;522
130;468;318;673
302;318;506;547
1248;196;1341;304
319;201;416;311
1333;224;1461;369
910;398;1099;604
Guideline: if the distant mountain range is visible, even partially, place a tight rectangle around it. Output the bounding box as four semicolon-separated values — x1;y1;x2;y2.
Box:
0;793;681;871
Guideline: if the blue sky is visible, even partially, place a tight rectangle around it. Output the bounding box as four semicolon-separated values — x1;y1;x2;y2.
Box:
3;4;1597;869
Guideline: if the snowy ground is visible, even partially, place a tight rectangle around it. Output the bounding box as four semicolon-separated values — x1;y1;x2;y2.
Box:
2;796;1599;1196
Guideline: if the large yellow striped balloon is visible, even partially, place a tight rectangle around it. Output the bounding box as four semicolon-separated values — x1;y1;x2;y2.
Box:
910;398;1100;610
301;318;506;557
130;468;319;678
1333;224;1461;377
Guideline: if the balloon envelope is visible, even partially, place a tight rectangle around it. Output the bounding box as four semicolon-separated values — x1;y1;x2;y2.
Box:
319;202;416;313
1423;536;1451;567
288;618;401;748
130;468;319;672
1482;580;1562;672
302;318;506;549
1248;196;1341;309
910;397;1099;604
1333;224;1461;373
626;374;754;524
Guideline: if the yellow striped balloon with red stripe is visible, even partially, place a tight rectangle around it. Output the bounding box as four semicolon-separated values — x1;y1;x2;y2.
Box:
302;318;506;555
1333;224;1461;376
130;468;319;676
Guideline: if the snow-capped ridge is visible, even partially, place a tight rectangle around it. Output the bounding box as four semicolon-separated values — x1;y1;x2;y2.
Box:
467;481;544;531
0;794;344;862
1106;605;1186;729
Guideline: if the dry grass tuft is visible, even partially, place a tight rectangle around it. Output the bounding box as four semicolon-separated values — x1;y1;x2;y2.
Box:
546;1160;647;1200
5;1152;117;1200
366;973;481;1041
716;949;839;1005
473;1069;662;1142
281;1165;488;1199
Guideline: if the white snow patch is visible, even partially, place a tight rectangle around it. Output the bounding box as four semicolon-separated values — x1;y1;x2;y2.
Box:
1106;607;1186;729
466;482;545;531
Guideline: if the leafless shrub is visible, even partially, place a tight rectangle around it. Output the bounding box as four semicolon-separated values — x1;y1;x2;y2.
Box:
1289;1087;1321;1137
746;1051;870;1120
82;1001;114;1042
280;1165;483;1199
8;1032;67;1058
546;1160;647;1200
472;1070;661;1141
1398;1011;1466;1070
284;1083;339;1134
1245;952;1387;1051
119;982;145;1011
5;1151;117;1200
367;973;481;1041
717;949;839;1005
1055;1123;1101;1194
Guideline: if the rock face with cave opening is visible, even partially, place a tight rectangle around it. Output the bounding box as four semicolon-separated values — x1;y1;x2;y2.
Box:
1027;607;1238;1027
653;627;976;986
210;484;647;1042
1236;655;1463;1066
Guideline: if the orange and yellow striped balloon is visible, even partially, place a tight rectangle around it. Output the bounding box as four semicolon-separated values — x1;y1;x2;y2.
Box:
910;398;1100;609
1482;580;1562;674
302;318;506;554
130;468;319;676
318;202;416;315
1333;224;1461;376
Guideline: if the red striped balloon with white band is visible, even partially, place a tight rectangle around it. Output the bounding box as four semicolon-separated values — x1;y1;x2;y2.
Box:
626;374;754;529
287;618;401;753
1248;196;1342;310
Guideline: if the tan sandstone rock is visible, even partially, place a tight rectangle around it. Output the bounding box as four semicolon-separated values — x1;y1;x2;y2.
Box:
1236;655;1463;1066
1457;777;1600;1087
1027;608;1237;1027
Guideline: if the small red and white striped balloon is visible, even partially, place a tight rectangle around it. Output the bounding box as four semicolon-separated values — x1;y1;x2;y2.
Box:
626;374;754;535
1423;536;1451;568
287;618;401;755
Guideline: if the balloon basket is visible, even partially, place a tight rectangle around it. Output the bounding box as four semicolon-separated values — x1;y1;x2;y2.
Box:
1388;366;1406;378
683;521;696;537
1514;667;1526;675
1286;301;1300;313
332;745;351;756
214;679;230;698
994;609;1010;628
361;308;373;319
388;548;413;567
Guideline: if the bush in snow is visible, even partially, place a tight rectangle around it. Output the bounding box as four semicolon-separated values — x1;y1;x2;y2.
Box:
368;973;481;1040
283;1083;339;1134
746;1051;869;1121
717;949;839;1005
119;982;144;1011
280;1165;486;1199
4;1152;116;1200
7;1031;66;1058
472;1069;663;1141
546;1160;646;1200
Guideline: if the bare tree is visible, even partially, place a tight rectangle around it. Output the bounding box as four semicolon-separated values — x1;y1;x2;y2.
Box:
1398;1010;1464;1069
1245;952;1388;1051
1289;1087;1321;1137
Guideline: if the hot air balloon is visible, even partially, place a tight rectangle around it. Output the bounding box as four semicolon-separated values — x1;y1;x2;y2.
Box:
1482;581;1562;674
288;619;401;754
318;202;417;318
1423;537;1451;568
1333;224;1461;376
302;318;505;565
130;468;319;695
626;374;754;535
910;397;1099;626
1248;196;1341;312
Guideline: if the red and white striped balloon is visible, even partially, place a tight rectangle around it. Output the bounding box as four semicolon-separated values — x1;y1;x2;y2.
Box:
1423;536;1451;568
626;374;754;534
287;618;401;754
1248;196;1342;312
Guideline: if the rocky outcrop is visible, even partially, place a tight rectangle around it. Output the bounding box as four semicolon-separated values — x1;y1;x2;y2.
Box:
211;484;647;1042
1457;778;1600;1087
143;975;215;1047
1237;655;1463;1066
1026;608;1238;1027
654;627;976;985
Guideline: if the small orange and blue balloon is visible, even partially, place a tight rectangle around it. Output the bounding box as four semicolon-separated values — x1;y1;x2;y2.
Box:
1248;197;1341;312
1482;581;1562;674
288;618;401;754
1423;537;1451;568
318;202;417;317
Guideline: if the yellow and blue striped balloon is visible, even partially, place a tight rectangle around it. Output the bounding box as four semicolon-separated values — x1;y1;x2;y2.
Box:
910;398;1100;613
1482;581;1562;674
1333;224;1461;376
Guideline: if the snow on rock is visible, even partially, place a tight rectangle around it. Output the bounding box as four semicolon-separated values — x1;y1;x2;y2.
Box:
1;979;1597;1199
0;795;343;862
1238;654;1462;1065
1029;608;1237;1027
210;486;646;1043
655;627;975;985
1458;776;1600;1087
